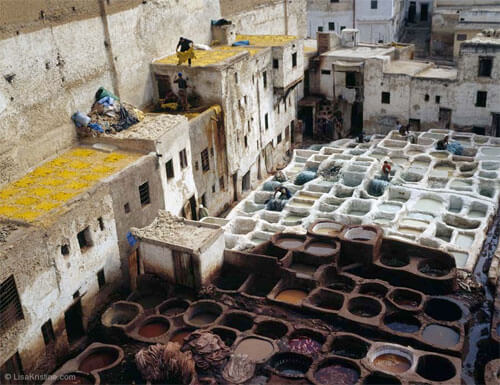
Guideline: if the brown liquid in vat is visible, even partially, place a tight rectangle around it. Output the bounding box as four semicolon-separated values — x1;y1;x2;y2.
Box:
305;242;334;256
189;312;218;325
373;353;411;374
138;321;169;338
234;337;274;362
78;350;117;372
276;289;307;305
276;238;304;249
170;330;191;345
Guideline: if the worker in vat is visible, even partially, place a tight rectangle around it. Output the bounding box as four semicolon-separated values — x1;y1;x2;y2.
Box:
274;185;292;200
174;73;189;111
176;37;195;66
436;135;449;151
382;160;392;181
397;121;407;136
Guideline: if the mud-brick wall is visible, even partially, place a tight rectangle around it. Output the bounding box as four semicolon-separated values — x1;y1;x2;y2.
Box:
220;0;307;38
0;187;122;374
0;0;220;188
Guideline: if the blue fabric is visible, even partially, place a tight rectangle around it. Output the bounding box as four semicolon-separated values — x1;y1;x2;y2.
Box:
265;198;287;211
88;123;104;133
233;40;250;46
263;180;281;191
126;232;137;247
294;171;317;185
97;96;114;107
447;141;463;155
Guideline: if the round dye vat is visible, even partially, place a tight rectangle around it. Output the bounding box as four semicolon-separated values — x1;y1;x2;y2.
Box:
170;329;192;346
78;348;119;372
384;314;421;334
422;324;459;348
270;353;312;377
54;373;95;385
275;289;307;305
315;364;359;385
418;260;451;277
234;337;274;362
289;336;322;354
373;354;411;374
275;237;304;249
189;311;219;326
138;319;170;338
305;242;335;256
344;228;376;241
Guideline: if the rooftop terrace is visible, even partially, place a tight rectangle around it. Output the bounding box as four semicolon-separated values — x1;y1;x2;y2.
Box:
236;34;298;46
0;147;139;223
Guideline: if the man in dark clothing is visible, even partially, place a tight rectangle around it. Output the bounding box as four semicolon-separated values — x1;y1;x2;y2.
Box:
173;73;189;111
382;161;392;181
176;37;195;66
436;135;449;150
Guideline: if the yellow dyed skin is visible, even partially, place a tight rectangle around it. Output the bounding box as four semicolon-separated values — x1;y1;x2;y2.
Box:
155;45;260;67
0;147;138;223
236;34;297;47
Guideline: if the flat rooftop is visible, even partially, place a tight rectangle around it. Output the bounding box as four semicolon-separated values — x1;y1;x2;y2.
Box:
416;66;458;80
236;34;297;46
132;210;221;251
384;60;432;76
0;147;139;223
322;45;394;60
153;45;261;68
114;114;187;140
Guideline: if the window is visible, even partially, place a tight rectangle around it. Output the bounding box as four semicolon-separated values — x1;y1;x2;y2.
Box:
273;59;279;69
0;276;24;332
277;133;282;144
210;147;214;157
179;149;188;169
166;159;174;179
424;94;430;102
435;96;441;104
242;171;251;191
371;0;378;9
97;269;105;288
330;0;339;2
478;57;493;77
139;182;150;206
291;120;295;143
124;203;130;213
381;92;390;104
346;72;356;88
318;26;323;32
234;72;238;84
285;125;290;141
277;104;280;114
41;320;55;346
248;121;251;132
201;194;207;207
219;176;225;191
321;69;331;75
476;91;487;107
61;244;70;256
244;135;248;147
195;161;199;171
77;227;92;250
201;148;210;171
244;95;247;105
340;26;346;31
456;34;467;41
265;113;269;130
329;22;335;31
292;52;297;68
212;184;216;193
473;126;486;135
263;71;267;88
98;217;104;231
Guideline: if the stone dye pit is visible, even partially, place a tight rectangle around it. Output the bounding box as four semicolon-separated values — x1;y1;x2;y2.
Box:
221;129;500;272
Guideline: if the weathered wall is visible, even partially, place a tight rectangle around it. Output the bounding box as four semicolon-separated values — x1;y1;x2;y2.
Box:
0;187;121;373
306;0;353;37
0;0;220;187
220;0;307;38
431;10;460;58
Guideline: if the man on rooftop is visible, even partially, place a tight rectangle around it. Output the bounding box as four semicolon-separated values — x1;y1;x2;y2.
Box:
176;37;195;66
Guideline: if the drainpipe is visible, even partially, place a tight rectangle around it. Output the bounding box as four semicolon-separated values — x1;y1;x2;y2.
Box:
353;0;356;29
284;0;288;35
99;0;120;98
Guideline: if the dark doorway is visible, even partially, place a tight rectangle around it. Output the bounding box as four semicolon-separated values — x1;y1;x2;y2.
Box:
64;299;85;344
299;106;314;137
0;352;23;384
189;196;197;220
492;113;500;137
232;173;238;201
409;119;421;131
438;108;452;129
242;171;251;192
304;71;310;97
351;102;363;136
420;3;428;22
408;2;416;23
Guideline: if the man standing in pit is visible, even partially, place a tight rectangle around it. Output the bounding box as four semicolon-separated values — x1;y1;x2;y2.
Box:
174;73;189;111
382;160;392;181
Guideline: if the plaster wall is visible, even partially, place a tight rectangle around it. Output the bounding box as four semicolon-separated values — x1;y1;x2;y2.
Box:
307;10;353;38
431;10;460;58
198;232;226;286
139;242;175;283
272;40;305;89
0;188;122;373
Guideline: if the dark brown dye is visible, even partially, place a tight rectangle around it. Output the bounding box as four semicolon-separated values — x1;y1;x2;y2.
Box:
330;336;369;359
424;298;462;322
363;373;401;385
289;337;322;354
271;354;312;377
348;297;381;318
214;268;248;291
162;307;186;316
392;290;421;308
170;330;192;345
373;354;411;374
326;275;355;292
222;313;253;332
55;374;94;385
380;254;409;267
189;311;219;326
138;321;169;338
305;242;335;256
255;321;288;339
416;355;456;382
276;238;304;249
316;292;344;311
422;324;459;348
359;283;388;299
211;327;237;347
418;260;451;277
384;314;421;333
244;275;279;297
315;364;359;385
78;349;118;372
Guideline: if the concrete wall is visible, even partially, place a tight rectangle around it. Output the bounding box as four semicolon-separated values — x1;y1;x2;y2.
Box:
306;0;353;37
0;0;220;187
220;0;307;38
0;187;122;374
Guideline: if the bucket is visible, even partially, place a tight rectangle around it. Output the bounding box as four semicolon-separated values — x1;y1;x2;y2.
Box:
72;111;91;127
